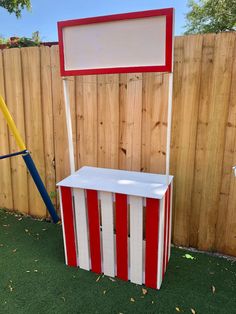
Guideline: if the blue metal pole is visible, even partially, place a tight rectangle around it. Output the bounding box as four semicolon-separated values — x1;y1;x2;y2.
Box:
0;149;27;160
22;151;59;223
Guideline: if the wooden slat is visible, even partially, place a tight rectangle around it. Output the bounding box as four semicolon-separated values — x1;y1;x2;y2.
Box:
130;195;143;285
172;35;203;246
40;45;56;213
76;76;98;167
98;74;119;169
115;193;128;281
145;198;159;289
100;191;115;277
189;34;216;247
3;48;28;214
215;34;236;255
86;189;102;274
157;197;165;289
21;47;46;217
119;73;142;171
73;188;90;270
0;50;13;210
51;45;71;183
197;33;235;251
141;73;168;174
60;186;77;266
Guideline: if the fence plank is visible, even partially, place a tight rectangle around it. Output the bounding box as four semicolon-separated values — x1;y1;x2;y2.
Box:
197;33;235;251
119;73;142;171
40;46;56;212
98;74;119;169
216;35;236;255
172;35;203;246
189;34;216;248
21;47;46;217
0;50;13;210
142;73;168;174
3;48;28;214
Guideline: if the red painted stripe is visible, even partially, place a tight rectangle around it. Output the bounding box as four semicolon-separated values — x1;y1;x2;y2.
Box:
145;198;160;289
165;185;172;269
86;189;102;274
162;189;169;278
115;193;128;281
60;186;77;267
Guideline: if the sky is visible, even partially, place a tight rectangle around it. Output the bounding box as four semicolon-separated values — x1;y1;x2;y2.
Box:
0;0;189;41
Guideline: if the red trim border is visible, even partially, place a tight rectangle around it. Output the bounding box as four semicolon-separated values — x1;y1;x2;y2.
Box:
57;8;174;76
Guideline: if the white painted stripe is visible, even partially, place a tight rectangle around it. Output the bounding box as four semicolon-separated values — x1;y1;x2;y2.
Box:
59;187;68;265
73;188;90;270
157;197;165;289
168;182;173;260
100;191;115;277
130;196;143;285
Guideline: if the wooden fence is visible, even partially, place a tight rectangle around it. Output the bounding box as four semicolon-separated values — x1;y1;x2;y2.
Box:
0;32;235;256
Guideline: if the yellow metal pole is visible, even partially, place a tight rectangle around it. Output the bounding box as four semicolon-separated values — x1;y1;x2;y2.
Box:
0;95;26;151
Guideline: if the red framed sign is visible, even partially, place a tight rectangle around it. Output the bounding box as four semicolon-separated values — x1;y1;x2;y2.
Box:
57;8;174;76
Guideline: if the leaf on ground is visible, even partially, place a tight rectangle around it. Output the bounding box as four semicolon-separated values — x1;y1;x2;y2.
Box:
176;307;181;312
8;285;13;292
151;301;154;304
25;229;29;233
96;276;101;282
130;298;135;302
183;254;195;260
191;309;196;314
142;288;148;295
42;228;47;231
61;296;65;302
0;244;4;247
109;277;116;282
26;270;30;273
103;290;106;294
12;249;17;253
212;285;216;293
34;269;38;272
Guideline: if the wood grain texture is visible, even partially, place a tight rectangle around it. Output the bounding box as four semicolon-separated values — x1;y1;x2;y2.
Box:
3;48;28;214
172;35;203;246
0;50;13;209
21;47;46;216
40;46;56;212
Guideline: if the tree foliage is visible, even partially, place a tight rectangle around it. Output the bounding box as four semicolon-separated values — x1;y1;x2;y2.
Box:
185;0;236;34
0;0;31;17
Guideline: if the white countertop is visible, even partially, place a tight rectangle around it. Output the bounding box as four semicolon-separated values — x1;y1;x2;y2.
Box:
57;166;173;199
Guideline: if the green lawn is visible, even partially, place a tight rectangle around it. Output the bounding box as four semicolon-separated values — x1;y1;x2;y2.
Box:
0;208;235;314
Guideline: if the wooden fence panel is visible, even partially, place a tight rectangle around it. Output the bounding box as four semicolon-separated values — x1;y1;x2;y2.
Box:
0;33;236;256
3;48;28;214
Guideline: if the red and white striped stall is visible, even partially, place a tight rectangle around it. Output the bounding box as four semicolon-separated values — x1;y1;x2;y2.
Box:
57;166;173;289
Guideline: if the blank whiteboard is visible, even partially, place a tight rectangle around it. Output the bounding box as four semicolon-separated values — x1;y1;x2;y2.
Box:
58;8;174;76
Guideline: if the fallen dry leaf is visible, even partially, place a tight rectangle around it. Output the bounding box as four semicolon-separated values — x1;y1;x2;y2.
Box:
12;249;17;253
34;270;38;272
176;307;180;312
8;285;13;292
96;276;101;282
25;229;29;233
142;288;148;295
191;309;196;314
130;298;135;302
151;301;154;304
26;270;30;273
103;290;106;294
109;277;116;282
212;286;216;293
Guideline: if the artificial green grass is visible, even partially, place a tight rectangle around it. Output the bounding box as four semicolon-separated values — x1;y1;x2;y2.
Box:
0;209;235;314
